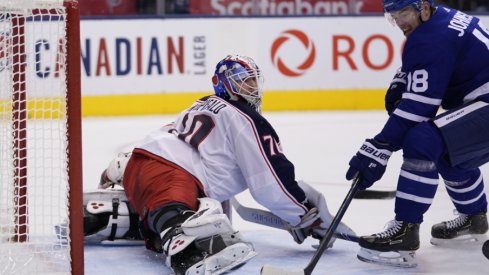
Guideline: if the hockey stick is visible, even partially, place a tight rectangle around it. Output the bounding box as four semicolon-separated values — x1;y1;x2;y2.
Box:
260;175;361;275
353;189;396;199
230;198;359;243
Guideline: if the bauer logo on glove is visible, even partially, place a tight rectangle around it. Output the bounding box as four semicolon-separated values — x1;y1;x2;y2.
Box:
359;142;391;165
346;139;395;190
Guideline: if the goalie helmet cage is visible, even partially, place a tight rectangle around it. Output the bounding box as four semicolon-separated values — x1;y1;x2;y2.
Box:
0;0;83;274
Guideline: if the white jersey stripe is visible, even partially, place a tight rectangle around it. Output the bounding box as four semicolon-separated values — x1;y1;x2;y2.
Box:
445;173;483;193
393;108;430;122
463;81;489;103
396;190;433;204
402;93;442;105
400;170;439;185
449;189;486;205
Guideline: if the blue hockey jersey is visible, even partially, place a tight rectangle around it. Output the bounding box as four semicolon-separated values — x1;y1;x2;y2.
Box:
376;6;489;148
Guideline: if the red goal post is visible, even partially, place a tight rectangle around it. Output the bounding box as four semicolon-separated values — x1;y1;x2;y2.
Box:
0;0;83;274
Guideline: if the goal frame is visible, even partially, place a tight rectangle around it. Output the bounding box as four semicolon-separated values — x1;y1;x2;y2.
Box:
5;1;83;274
64;1;84;274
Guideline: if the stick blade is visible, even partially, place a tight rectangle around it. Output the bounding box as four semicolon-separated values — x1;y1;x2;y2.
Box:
261;264;304;275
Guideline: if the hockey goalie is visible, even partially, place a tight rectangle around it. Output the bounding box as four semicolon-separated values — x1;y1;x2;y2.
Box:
81;55;356;275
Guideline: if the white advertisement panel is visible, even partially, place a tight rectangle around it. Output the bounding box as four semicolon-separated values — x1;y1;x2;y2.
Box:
3;16;488;97
79;16;407;95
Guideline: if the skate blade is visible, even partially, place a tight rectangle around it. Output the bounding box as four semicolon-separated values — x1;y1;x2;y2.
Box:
357;247;417;268
430;234;489;247
187;242;257;275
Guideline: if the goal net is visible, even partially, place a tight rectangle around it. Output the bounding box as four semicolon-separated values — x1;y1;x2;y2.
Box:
0;0;83;274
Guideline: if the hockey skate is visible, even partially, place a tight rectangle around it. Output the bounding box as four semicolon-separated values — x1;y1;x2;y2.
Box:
163;198;257;275
430;212;488;246
357;219;420;268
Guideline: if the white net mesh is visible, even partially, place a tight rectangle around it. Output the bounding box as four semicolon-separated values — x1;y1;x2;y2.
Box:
0;1;71;274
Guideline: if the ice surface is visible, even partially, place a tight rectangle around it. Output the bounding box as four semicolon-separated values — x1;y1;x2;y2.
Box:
83;111;489;274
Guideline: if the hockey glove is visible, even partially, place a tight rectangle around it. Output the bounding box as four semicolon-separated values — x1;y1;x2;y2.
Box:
287;181;357;244
346;139;394;190
98;153;131;189
286;207;321;244
385;69;407;116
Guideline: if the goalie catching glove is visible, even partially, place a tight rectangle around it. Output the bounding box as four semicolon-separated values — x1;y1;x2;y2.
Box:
286;181;356;244
99;152;131;189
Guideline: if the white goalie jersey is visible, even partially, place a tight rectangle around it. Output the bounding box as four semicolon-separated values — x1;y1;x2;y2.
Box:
134;95;309;226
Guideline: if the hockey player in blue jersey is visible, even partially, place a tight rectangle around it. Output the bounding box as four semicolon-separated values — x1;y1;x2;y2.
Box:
345;0;489;267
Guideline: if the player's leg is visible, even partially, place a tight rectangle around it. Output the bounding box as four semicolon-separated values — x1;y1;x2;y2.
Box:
122;151;200;253
358;121;443;267
431;164;488;245
124;153;256;275
160;197;256;275
358;101;489;266
429;102;489;245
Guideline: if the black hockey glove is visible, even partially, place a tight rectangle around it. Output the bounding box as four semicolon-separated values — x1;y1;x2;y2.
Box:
346;139;394;190
385;69;407;115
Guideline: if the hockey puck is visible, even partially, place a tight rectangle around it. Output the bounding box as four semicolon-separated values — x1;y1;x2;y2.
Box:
483;240;489;260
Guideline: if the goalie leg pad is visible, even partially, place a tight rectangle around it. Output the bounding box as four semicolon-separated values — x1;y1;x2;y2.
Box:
181;198;250;251
163;198;256;275
84;197;141;243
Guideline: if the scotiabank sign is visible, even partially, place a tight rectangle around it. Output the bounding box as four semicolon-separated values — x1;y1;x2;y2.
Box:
190;0;382;15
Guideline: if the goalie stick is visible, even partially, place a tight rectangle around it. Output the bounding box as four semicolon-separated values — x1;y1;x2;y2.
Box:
229;198;359;243
260;175;361;275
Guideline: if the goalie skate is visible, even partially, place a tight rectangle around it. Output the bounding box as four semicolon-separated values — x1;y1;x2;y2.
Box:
164;198;257;275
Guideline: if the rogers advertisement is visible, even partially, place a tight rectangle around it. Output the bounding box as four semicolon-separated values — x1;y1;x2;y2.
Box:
190;0;382;15
73;16;405;95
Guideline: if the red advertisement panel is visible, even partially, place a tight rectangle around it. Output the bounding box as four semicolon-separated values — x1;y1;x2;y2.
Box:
80;0;137;16
190;0;382;15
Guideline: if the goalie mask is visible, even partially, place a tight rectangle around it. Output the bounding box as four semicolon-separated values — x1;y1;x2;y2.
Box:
212;55;264;113
382;0;434;26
